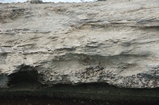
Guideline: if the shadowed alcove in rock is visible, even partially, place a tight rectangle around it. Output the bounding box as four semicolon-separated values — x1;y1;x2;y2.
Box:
8;65;41;88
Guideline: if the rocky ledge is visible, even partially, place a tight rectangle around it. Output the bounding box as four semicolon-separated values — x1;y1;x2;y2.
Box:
0;0;159;92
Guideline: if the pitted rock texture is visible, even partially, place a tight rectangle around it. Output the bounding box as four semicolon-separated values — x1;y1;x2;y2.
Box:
0;0;159;88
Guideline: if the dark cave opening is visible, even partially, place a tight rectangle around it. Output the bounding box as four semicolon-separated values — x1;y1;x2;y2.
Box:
8;65;40;86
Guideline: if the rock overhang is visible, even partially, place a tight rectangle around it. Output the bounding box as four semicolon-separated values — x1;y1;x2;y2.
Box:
0;0;159;90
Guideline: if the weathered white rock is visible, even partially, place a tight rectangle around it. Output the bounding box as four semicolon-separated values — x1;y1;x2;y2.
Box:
0;0;159;88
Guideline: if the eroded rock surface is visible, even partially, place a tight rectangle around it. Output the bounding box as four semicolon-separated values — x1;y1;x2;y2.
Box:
0;0;159;88
27;0;43;4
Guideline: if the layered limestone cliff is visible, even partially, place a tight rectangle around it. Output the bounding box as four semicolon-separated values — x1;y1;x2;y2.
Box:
0;0;159;89
27;0;43;3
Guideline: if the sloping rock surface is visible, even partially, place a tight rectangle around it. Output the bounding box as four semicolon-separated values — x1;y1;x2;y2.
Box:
0;0;159;88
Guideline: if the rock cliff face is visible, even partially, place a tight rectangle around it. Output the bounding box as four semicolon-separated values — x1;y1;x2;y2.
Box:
27;0;43;3
0;0;159;89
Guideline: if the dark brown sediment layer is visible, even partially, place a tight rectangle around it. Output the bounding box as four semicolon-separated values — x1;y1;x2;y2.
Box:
0;83;159;105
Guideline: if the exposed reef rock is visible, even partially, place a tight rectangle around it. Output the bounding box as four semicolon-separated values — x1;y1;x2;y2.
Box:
0;0;159;89
27;0;43;4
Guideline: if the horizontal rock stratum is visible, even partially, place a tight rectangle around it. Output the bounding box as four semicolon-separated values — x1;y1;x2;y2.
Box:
0;0;159;89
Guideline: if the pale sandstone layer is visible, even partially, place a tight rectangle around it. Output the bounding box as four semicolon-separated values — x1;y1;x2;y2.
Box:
0;0;159;88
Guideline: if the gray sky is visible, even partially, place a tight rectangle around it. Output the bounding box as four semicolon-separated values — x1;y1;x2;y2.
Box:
0;0;96;3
